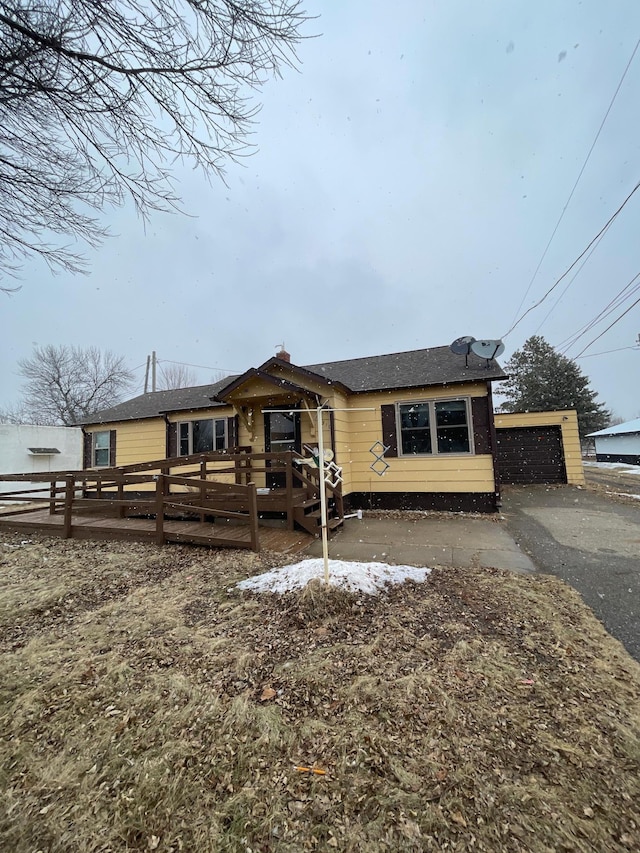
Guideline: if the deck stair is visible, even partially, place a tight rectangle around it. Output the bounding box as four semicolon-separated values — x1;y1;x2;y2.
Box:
293;497;343;537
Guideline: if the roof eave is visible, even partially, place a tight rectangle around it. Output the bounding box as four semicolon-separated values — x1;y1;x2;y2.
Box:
347;372;506;395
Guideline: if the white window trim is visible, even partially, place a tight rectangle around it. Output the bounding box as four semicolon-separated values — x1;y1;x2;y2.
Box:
395;396;475;457
92;430;111;468
178;418;228;455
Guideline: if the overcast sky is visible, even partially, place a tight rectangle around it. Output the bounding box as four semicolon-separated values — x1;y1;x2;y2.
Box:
2;0;640;419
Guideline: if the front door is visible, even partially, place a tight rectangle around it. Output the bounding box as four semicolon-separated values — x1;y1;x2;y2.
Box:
264;408;301;488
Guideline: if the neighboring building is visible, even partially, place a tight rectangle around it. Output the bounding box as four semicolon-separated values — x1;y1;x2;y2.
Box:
0;424;83;498
82;345;506;512
587;418;640;466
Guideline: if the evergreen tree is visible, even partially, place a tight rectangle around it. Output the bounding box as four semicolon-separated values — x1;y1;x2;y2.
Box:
499;336;611;437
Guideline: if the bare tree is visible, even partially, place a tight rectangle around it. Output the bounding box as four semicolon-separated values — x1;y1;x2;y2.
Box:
0;402;35;423
0;0;307;287
158;362;197;390
10;345;134;424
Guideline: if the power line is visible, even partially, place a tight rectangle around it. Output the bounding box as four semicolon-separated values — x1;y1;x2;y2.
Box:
506;36;640;332
574;291;640;357
533;222;612;334
559;270;640;353
502;180;640;338
157;358;239;374
577;345;640;359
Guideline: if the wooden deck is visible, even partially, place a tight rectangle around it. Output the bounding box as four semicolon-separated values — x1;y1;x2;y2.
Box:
0;449;343;552
0;507;313;554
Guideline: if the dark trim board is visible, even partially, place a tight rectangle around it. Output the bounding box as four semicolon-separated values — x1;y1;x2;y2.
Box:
89;489;499;514
344;492;498;513
595;453;640;466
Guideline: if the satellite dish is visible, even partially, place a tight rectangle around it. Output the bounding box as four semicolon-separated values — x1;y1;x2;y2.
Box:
450;336;476;356
470;339;505;360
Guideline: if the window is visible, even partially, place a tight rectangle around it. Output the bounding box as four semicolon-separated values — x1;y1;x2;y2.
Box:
178;418;227;455
398;399;471;455
93;431;111;467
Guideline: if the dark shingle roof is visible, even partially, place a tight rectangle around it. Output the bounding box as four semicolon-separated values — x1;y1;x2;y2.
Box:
85;345;505;424
81;377;237;425
303;345;505;393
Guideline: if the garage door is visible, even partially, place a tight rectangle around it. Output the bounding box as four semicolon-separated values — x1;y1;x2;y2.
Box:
496;426;567;484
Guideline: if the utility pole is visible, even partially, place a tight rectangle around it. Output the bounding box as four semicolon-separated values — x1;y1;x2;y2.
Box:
152;350;157;392
144;355;151;393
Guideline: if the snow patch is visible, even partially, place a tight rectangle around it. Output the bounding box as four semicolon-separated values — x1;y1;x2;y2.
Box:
237;558;432;595
583;462;640;474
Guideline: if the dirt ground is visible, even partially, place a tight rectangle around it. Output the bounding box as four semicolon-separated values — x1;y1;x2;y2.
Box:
0;527;639;852
583;461;640;502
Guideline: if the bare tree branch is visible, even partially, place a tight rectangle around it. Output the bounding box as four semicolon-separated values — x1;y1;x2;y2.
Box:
10;344;135;424
158;362;198;390
0;0;309;289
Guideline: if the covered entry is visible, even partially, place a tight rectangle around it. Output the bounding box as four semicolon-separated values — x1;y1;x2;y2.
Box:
496;425;567;484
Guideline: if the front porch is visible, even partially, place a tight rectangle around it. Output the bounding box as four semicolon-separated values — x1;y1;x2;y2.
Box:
0;450;344;552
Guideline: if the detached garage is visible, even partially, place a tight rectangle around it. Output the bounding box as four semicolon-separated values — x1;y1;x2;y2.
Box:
494;410;585;486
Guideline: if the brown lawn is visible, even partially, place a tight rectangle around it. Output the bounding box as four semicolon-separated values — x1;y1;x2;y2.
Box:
0;529;639;852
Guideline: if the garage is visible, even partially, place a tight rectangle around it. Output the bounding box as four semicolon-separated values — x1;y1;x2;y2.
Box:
493;410;584;487
496;425;567;484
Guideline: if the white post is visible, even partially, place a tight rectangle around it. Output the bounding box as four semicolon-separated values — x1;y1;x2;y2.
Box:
316;405;330;585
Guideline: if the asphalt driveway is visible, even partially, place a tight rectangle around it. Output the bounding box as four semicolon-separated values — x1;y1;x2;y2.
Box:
501;485;640;661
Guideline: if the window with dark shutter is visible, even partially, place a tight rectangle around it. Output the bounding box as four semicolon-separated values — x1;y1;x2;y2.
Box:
167;422;177;458
93;431;110;467
471;397;492;455
381;405;398;457
395;398;474;456
176;418;228;455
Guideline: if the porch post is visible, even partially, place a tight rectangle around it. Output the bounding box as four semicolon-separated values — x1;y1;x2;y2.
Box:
117;476;125;519
63;474;74;539
248;482;260;552
155;475;165;545
200;459;207;523
285;451;294;530
317;406;330;585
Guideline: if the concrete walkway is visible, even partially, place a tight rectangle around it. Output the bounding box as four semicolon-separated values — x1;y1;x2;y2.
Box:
307;515;536;574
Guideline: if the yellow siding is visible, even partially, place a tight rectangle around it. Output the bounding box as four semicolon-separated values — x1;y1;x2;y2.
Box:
166;406;234;424
85;419;165;467
331;390;352;492
494;410;585;486
342;384;496;495
83;419;165;491
83;380;498;496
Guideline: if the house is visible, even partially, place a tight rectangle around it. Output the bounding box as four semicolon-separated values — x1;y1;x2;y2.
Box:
0;423;83;499
81;344;507;512
587;418;640;466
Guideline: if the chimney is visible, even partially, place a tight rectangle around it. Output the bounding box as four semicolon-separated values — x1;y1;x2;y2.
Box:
276;344;291;363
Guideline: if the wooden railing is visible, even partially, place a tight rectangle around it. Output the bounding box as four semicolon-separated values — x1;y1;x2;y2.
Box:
0;470;260;550
0;447;343;540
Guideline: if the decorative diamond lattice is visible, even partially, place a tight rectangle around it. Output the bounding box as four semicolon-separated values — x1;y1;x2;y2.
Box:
369;441;390;476
324;461;343;489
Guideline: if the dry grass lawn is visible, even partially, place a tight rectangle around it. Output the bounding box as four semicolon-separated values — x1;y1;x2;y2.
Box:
0;529;639;852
